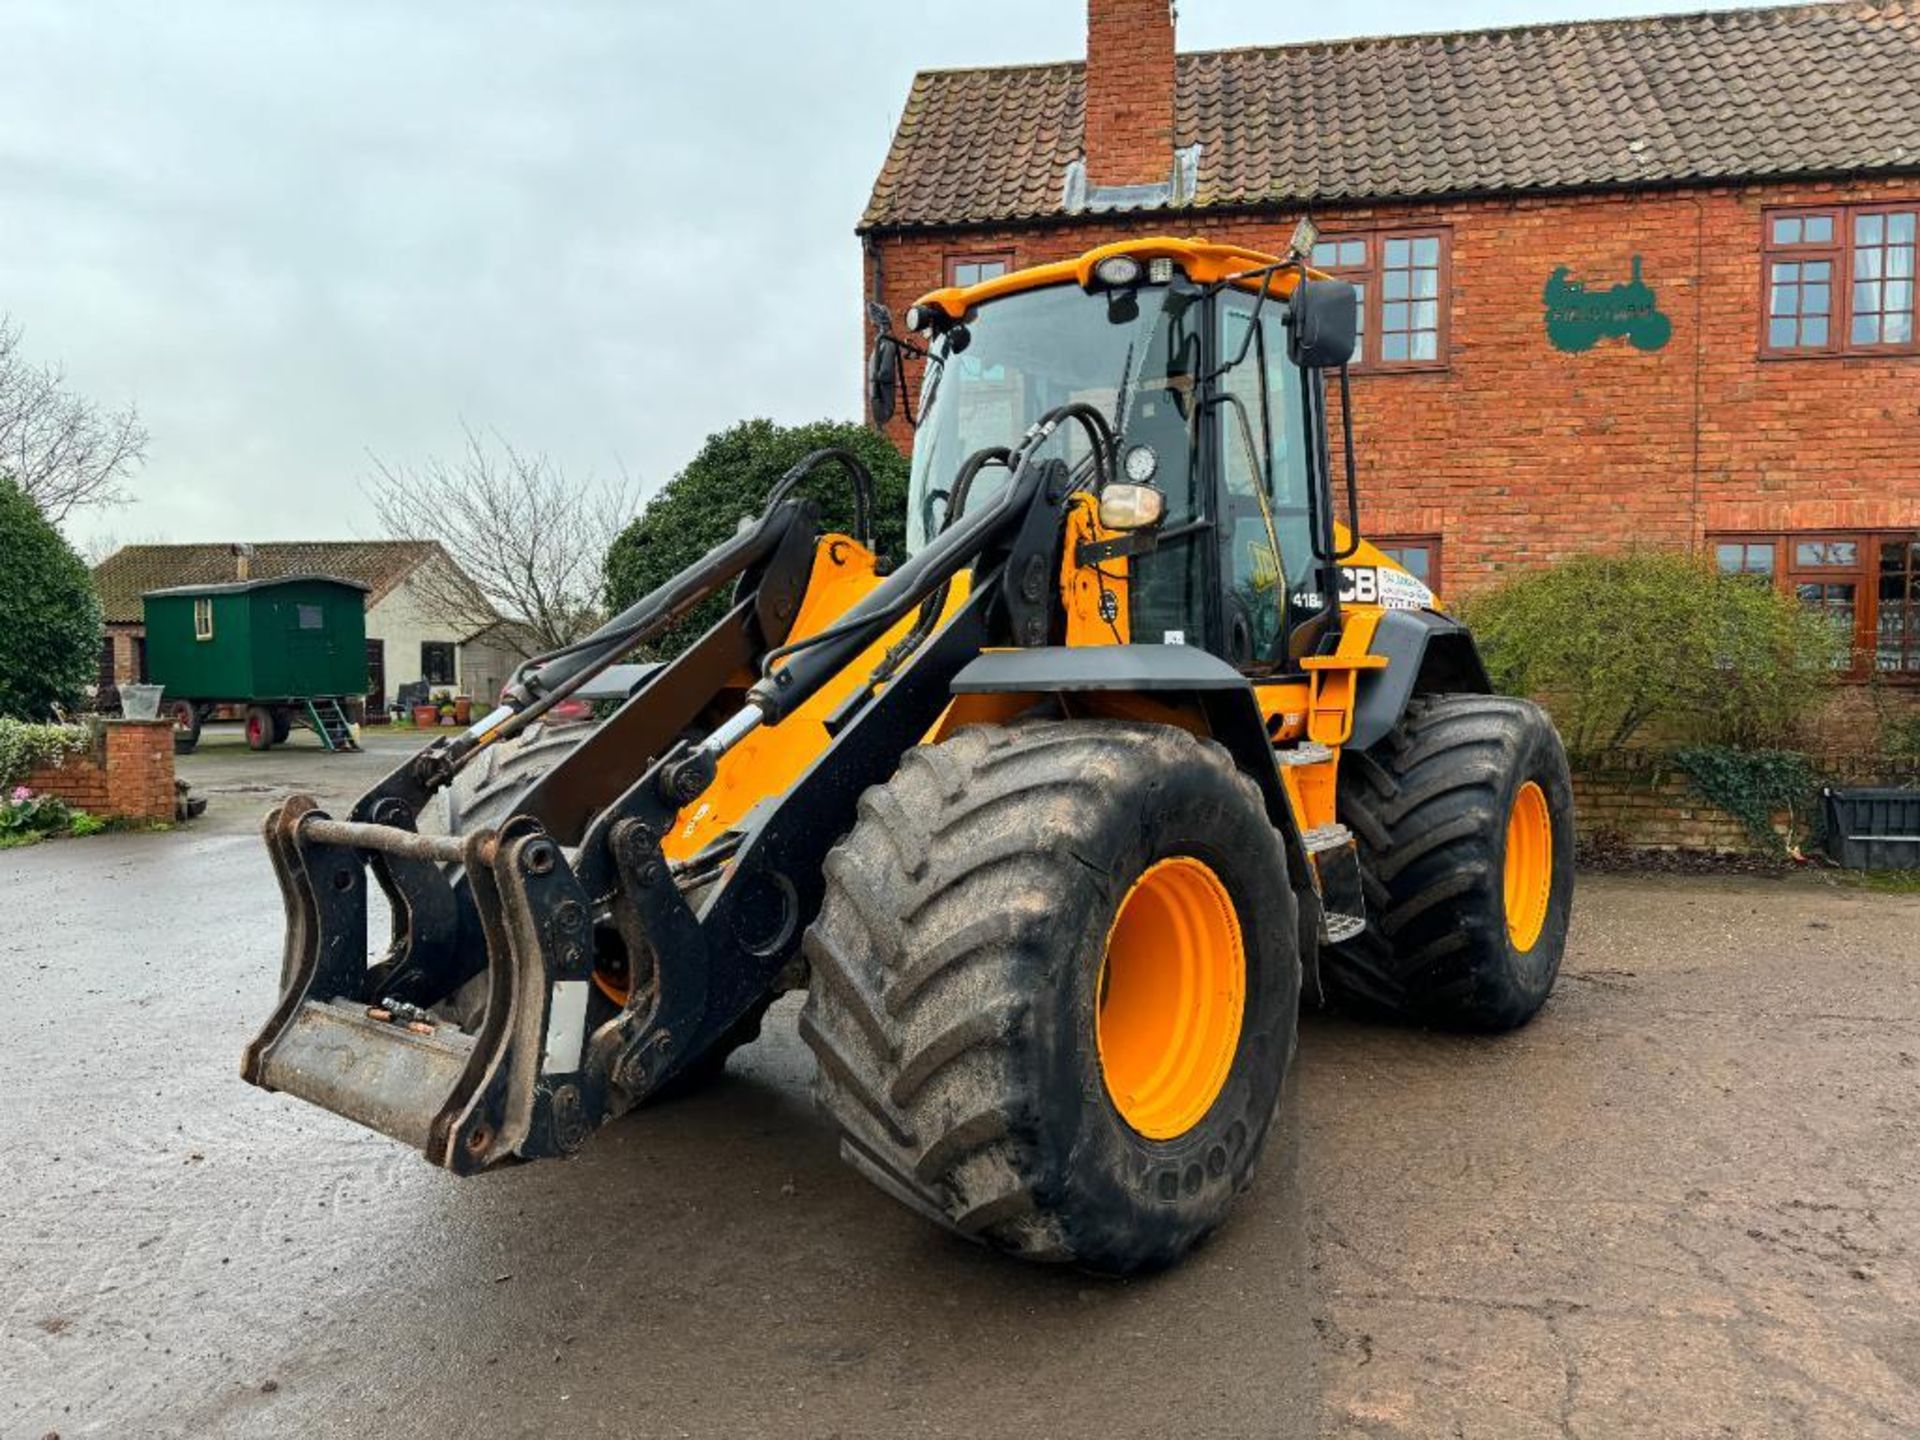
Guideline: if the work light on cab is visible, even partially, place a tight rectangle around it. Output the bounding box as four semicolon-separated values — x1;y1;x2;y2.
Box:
1097;482;1165;531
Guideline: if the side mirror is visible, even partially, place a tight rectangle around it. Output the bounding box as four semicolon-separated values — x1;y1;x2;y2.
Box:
868;333;900;425
1288;278;1359;369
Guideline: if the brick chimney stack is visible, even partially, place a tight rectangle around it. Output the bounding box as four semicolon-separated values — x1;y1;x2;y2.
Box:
1083;0;1177;188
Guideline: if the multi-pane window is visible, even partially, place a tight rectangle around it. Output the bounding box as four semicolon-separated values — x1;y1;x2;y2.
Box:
1714;531;1920;677
1715;540;1776;579
1379;236;1443;363
193;597;214;641
945;253;1012;288
1311;230;1447;369
1851;211;1917;347
1791;538;1860;670
1310;238;1368;363
1372;537;1442;592
1880;539;1920;673
420;640;456;687
1763;205;1918;355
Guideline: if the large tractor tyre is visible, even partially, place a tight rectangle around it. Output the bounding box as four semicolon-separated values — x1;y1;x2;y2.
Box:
426;720;592;836
244;705;277;751
422;721;772;1090
1323;694;1574;1032
170;700;202;755
799;720;1300;1275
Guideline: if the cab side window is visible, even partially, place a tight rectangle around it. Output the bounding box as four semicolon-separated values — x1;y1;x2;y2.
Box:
1124;292;1207;646
1216;292;1316;667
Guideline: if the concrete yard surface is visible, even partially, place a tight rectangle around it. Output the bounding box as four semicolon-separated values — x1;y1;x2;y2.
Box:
2;757;1916;1437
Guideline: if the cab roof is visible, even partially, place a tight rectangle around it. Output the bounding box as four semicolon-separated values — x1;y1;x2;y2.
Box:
911;235;1323;322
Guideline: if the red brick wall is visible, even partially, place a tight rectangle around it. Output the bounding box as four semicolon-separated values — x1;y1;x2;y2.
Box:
1085;0;1175;188
867;176;1920;596
106;624;145;686
22;720;175;822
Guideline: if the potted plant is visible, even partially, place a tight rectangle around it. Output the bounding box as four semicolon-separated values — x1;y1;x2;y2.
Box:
411;701;440;728
453;694;473;725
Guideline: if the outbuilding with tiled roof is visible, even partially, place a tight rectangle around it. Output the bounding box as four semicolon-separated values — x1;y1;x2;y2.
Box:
91;539;501;717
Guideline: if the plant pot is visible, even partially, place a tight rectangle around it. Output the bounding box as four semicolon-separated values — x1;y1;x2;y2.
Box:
411;704;440;728
121;683;165;721
453;696;473;725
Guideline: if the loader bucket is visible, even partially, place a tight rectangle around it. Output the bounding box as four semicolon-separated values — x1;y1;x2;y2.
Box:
241;795;612;1172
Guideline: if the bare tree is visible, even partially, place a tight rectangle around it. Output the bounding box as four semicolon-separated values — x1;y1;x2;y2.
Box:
365;424;639;656
79;528;171;567
0;318;149;522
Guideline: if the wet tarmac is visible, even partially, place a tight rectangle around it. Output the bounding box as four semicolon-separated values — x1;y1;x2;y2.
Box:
3;733;1917;1436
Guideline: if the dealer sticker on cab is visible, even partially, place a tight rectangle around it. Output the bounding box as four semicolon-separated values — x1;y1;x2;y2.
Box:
1338;565;1434;611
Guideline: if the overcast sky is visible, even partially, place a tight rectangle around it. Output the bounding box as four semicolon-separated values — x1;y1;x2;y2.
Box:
3;0;1789;556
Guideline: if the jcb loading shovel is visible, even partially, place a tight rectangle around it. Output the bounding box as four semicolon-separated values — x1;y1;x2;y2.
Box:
240;236;1572;1271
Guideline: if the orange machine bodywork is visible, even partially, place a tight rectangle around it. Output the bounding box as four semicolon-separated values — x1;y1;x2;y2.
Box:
912;235;1320;323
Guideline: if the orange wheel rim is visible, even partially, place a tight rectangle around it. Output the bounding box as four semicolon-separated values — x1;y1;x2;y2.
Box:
1504;781;1554;953
1095;856;1246;1141
591;969;630;1007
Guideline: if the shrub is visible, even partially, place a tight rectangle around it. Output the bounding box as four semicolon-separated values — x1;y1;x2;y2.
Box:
0;717;91;786
0;477;103;719
1870;686;1920;768
0;786;76;842
0;784;111;846
1459;551;1841;754
603;418;908;657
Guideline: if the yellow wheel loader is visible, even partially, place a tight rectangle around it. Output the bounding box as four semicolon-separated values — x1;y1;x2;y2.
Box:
242;233;1574;1273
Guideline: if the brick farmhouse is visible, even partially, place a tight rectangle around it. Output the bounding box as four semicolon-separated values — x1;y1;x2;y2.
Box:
860;0;1920;684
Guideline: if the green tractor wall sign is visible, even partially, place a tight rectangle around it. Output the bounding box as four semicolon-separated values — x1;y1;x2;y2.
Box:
1543;255;1672;353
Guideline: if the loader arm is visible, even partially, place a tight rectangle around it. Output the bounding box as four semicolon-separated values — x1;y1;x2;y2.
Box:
242;422;1091;1173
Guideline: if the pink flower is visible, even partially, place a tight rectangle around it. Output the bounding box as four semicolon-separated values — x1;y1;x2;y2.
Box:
9;786;30;803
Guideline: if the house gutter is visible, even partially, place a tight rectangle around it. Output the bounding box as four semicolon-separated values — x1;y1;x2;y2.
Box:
855;164;1920;239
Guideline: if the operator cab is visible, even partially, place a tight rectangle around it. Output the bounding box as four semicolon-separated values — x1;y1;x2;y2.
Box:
880;235;1371;675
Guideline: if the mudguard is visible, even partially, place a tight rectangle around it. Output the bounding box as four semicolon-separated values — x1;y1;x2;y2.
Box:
1348;610;1491;752
949;644;1314;896
951;642;1256;696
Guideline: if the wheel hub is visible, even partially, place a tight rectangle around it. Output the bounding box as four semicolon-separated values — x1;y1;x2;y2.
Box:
1504;780;1553;953
1096;856;1246;1141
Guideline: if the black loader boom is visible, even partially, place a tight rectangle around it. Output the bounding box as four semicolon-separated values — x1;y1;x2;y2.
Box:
244;410;1105;1173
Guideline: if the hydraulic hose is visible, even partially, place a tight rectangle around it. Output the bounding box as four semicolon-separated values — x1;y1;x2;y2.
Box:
868;445;1015;686
747;402;1117;722
452;447;876;762
764;446;876;552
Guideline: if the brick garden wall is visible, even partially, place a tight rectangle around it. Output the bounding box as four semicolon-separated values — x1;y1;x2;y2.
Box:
867;175;1920;597
22;720;175;823
1572;751;1920;857
1572;762;1768;854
